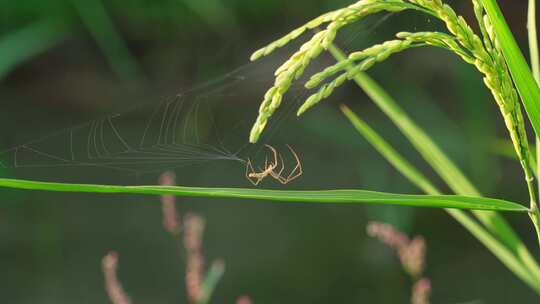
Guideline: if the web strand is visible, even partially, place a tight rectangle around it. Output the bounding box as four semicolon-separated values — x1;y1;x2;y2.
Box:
0;13;395;180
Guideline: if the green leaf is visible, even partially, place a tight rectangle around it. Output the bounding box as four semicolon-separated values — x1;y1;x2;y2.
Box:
327;45;519;237
529;0;540;82
327;45;478;196
329;44;540;292
340;104;439;195
0;178;528;212
0;20;68;80
481;0;540;139
71;0;143;81
340;104;540;292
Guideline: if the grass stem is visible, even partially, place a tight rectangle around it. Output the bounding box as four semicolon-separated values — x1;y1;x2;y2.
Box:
329;43;540;292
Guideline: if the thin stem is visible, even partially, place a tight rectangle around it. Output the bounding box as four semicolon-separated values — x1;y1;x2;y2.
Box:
530;206;540;249
529;0;540;191
537;139;540;194
529;0;540;81
328;42;540;292
528;0;540;248
526;171;540;247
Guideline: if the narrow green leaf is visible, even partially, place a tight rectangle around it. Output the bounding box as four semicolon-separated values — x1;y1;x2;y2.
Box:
340;104;438;195
0;178;528;212
329;44;540;291
341;104;540;292
529;2;540;246
481;0;540;138
328;44;513;228
327;45;479;196
527;2;540;288
0;20;68;80
448;208;540;293
529;0;540;82
71;0;143;81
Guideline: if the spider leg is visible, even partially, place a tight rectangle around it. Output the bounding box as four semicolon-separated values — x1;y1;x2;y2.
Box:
275;174;289;184
245;159;259;186
283;145;303;183
245;159;253;177
269;147;286;183
264;144;279;168
274;154;291;184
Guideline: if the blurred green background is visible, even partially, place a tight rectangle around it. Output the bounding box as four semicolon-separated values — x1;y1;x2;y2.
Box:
0;0;537;303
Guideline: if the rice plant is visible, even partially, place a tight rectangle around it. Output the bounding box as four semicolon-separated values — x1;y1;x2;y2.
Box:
2;0;540;299
245;0;540;295
249;0;537;225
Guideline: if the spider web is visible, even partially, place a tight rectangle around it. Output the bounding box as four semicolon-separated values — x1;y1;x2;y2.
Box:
0;13;398;184
0;59;314;180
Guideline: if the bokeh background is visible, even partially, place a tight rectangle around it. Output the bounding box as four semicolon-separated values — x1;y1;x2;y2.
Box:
0;0;537;303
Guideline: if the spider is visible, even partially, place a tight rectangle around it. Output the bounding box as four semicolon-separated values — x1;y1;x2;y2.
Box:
245;144;302;186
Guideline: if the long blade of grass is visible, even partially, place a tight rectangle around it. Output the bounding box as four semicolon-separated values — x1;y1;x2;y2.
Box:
327;44;540;289
339;104;438;195
0;178;528;212
529;0;540;82
328;44;511;229
528;0;540;201
480;0;540;138
182;0;240;35
448;208;540;293
340;104;540;293
0;20;68;80
327;45;477;196
71;0;143;81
